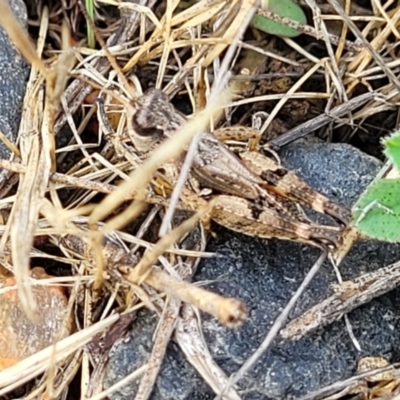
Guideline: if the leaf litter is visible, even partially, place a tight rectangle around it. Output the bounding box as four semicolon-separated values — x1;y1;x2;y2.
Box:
0;0;399;399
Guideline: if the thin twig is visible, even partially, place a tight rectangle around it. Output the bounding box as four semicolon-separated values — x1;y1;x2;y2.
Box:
255;8;361;53
216;250;327;399
268;92;377;148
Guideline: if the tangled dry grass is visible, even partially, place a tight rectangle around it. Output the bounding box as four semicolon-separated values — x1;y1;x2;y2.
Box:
0;0;399;398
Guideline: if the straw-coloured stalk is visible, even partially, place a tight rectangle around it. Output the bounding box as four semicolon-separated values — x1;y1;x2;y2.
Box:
144;269;247;327
61;220;247;327
0;0;74;316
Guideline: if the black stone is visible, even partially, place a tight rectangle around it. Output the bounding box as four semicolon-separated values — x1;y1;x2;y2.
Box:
0;0;30;160
104;138;400;400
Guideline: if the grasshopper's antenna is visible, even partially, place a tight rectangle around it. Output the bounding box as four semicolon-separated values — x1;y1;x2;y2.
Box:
77;0;137;100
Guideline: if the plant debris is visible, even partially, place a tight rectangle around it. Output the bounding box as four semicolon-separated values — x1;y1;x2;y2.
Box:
0;0;399;398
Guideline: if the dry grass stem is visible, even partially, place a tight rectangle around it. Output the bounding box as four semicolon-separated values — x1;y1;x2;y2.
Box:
0;0;49;78
144;268;247;327
0;0;398;397
128;206;210;284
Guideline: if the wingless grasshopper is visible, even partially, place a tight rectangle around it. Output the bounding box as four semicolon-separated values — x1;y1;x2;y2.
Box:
125;88;351;249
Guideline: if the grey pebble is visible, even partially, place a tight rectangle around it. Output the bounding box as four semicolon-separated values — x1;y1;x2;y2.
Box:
0;0;30;160
104;138;400;400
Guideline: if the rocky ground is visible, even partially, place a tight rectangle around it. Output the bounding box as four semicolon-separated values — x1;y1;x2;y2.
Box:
0;0;29;160
104;139;400;400
1;2;399;399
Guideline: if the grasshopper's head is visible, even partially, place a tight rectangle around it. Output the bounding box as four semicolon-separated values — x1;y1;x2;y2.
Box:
131;88;177;137
126;88;168;152
128;88;187;152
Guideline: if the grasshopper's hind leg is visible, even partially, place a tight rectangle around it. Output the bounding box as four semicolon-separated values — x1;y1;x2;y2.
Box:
206;126;350;225
239;151;351;225
210;195;343;248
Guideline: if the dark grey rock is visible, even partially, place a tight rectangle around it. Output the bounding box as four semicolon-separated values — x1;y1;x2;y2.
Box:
278;137;381;207
104;138;400;400
0;0;30;159
103;308;210;399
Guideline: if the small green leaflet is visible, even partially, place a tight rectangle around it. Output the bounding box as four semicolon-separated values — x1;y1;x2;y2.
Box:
383;130;400;171
352;179;400;242
250;0;306;38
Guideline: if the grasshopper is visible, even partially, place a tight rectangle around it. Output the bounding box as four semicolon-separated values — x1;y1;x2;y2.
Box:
126;88;350;248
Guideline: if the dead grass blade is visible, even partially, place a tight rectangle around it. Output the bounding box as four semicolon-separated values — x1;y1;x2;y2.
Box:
203;0;257;67
128;206;210;284
0;0;49;78
176;304;241;400
281;260;400;341
327;0;400;92
0;0;75;316
144;268;247;327
87;364;149;400
9;131;48;315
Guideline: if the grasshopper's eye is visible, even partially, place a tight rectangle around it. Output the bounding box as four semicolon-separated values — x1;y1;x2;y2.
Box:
135;126;164;137
132;109;165;137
